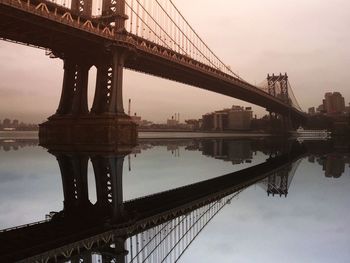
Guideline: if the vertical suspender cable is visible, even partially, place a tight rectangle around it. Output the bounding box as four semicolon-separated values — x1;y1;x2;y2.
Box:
130;0;134;34
135;0;140;36
141;0;145;38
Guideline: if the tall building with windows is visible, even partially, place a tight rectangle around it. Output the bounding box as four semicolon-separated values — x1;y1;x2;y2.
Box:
322;92;346;114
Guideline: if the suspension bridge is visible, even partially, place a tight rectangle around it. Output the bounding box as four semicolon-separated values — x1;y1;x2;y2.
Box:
0;0;307;145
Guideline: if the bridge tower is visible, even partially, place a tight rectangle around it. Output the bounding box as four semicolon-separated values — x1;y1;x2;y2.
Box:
267;73;289;104
266;158;301;197
101;0;128;31
71;0;93;17
267;73;292;133
267;169;289;197
39;0;137;147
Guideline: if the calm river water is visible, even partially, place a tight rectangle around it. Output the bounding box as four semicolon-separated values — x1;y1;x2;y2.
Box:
0;136;349;262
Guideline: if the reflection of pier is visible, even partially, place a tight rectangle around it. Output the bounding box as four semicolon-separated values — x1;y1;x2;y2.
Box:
0;142;305;262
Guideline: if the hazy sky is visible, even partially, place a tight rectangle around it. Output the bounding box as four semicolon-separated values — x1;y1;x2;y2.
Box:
0;0;350;123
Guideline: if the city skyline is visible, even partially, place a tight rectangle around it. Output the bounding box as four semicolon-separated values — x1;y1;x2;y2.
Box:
1;0;350;123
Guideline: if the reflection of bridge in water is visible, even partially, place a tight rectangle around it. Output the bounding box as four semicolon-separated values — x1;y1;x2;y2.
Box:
0;140;306;262
260;159;302;197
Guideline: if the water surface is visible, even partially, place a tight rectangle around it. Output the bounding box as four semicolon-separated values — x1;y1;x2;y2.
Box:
0;137;349;262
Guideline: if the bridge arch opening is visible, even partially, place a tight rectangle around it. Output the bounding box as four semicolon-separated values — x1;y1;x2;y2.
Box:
87;160;97;204
51;0;72;8
87;65;97;111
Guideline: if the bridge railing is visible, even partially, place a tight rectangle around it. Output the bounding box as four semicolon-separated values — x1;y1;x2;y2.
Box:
0;219;50;233
0;0;118;38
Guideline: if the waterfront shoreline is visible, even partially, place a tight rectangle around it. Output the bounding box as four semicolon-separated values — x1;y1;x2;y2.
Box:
0;130;271;140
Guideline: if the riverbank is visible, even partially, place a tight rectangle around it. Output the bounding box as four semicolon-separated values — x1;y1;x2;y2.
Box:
138;131;271;139
0;131;38;139
0;130;271;140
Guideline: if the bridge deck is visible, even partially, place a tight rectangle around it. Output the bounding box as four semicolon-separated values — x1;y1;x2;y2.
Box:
0;0;306;120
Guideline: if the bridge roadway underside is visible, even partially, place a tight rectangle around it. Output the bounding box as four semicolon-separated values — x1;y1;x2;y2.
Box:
0;148;305;262
0;1;305;122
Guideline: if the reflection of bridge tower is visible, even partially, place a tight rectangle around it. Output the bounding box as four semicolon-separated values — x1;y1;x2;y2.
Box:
262;159;302;197
50;148;130;221
56;153;90;213
91;154;125;220
267;168;289;197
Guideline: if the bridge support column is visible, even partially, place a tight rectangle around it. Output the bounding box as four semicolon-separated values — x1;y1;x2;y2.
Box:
39;49;137;147
102;0;127;32
100;238;127;263
56;58;90;116
79;253;92;263
113;238;127;263
71;0;93;17
55;153;91;214
91;154;126;221
91;50;125;115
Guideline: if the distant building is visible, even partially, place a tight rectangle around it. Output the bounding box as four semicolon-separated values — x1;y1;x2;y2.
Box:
213;110;228;131
346;103;350;113
308;107;316;115
167;116;179;127
139;120;153;127
317;104;325;113
12;120;19;127
185;119;200;130
3;118;11;127
227;106;253;130
201;105;253;131
323;92;345;115
202;113;214;130
131;113;142;125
